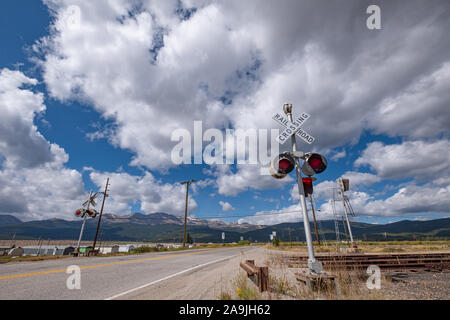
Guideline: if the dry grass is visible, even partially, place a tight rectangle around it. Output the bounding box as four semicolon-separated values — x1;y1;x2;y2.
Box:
219;272;263;300
266;240;450;255
219;249;389;300
0;255;71;264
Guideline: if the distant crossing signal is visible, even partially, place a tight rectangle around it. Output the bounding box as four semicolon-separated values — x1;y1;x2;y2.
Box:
341;178;350;191
75;208;85;218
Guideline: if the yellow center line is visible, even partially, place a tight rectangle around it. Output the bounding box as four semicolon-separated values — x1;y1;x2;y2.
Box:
0;250;210;281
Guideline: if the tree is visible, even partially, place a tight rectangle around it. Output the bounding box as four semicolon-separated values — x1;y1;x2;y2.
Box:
273;236;280;247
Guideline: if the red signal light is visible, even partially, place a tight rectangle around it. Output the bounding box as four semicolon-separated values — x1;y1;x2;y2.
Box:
86;209;97;218
75;208;86;218
278;158;292;171
301;153;328;176
302;178;314;197
309;157;323;170
270;153;295;179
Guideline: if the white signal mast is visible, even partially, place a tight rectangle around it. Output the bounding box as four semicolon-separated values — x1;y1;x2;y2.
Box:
337;178;357;248
329;178;357;249
330;187;341;244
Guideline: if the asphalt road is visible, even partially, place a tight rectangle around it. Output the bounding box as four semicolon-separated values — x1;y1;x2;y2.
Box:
0;246;255;300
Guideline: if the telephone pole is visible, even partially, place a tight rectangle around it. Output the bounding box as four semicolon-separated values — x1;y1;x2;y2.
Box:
93;178;110;251
180;180;196;248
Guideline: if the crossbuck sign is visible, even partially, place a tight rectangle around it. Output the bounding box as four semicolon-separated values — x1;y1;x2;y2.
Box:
272;112;315;145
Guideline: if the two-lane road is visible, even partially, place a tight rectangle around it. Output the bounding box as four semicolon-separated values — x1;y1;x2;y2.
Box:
0;246;256;300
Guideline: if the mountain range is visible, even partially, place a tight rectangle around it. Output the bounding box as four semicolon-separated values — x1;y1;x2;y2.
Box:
1;213;449;243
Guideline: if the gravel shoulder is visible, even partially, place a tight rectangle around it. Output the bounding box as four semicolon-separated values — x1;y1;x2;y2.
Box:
381;271;450;300
120;246;268;300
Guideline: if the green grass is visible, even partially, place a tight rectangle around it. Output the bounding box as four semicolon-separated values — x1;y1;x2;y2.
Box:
129;245;188;254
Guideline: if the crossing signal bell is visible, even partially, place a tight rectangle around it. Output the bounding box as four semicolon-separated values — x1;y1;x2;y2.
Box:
270;153;296;179
301;153;328;177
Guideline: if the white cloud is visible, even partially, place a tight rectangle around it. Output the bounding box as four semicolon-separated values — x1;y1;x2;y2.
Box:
361;183;450;216
366;62;450;138
214;164;293;196
36;0;450;177
219;201;235;212
257;174;450;224
0;69;54;168
316;180;450;218
341;171;381;187
355;140;450;181
331;150;346;161
89;171;197;216
238;204;303;225
290;180;336;202
0;69;85;221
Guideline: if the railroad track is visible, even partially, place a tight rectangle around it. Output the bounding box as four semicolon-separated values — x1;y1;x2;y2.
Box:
286;252;450;272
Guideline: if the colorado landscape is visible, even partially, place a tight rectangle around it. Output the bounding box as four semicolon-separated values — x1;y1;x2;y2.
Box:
1;0;449;308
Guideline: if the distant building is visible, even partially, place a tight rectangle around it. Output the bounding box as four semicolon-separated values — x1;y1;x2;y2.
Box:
8;247;24;257
118;245;135;253
63;247;75;255
99;245;120;254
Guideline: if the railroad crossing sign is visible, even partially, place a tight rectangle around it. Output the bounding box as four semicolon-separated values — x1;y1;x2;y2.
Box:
272;112;315;145
82;192;99;208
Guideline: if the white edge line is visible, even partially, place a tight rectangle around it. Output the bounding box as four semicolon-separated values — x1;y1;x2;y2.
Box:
104;253;240;300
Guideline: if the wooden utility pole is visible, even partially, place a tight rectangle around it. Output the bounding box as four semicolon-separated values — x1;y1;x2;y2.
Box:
180;180;196;248
98;230;104;251
309;195;320;245
93;178;110;250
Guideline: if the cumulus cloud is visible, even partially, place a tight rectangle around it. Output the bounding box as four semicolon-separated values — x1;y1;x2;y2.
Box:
238;204;304;225
213;164;293;196
319;183;450;219
0;69;54;168
89;170;197;216
290;180;336;202
36;0;450;173
341;171;381;186
219;201;235;212
245;178;450;225
331;150;346;161
355;140;450;181
0;69;85;221
361;183;450;216
15;0;448;223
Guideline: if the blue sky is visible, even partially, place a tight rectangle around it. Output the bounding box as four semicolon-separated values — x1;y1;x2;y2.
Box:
0;0;449;225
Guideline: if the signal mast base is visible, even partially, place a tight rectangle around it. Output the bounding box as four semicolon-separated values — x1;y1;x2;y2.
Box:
294;268;340;295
